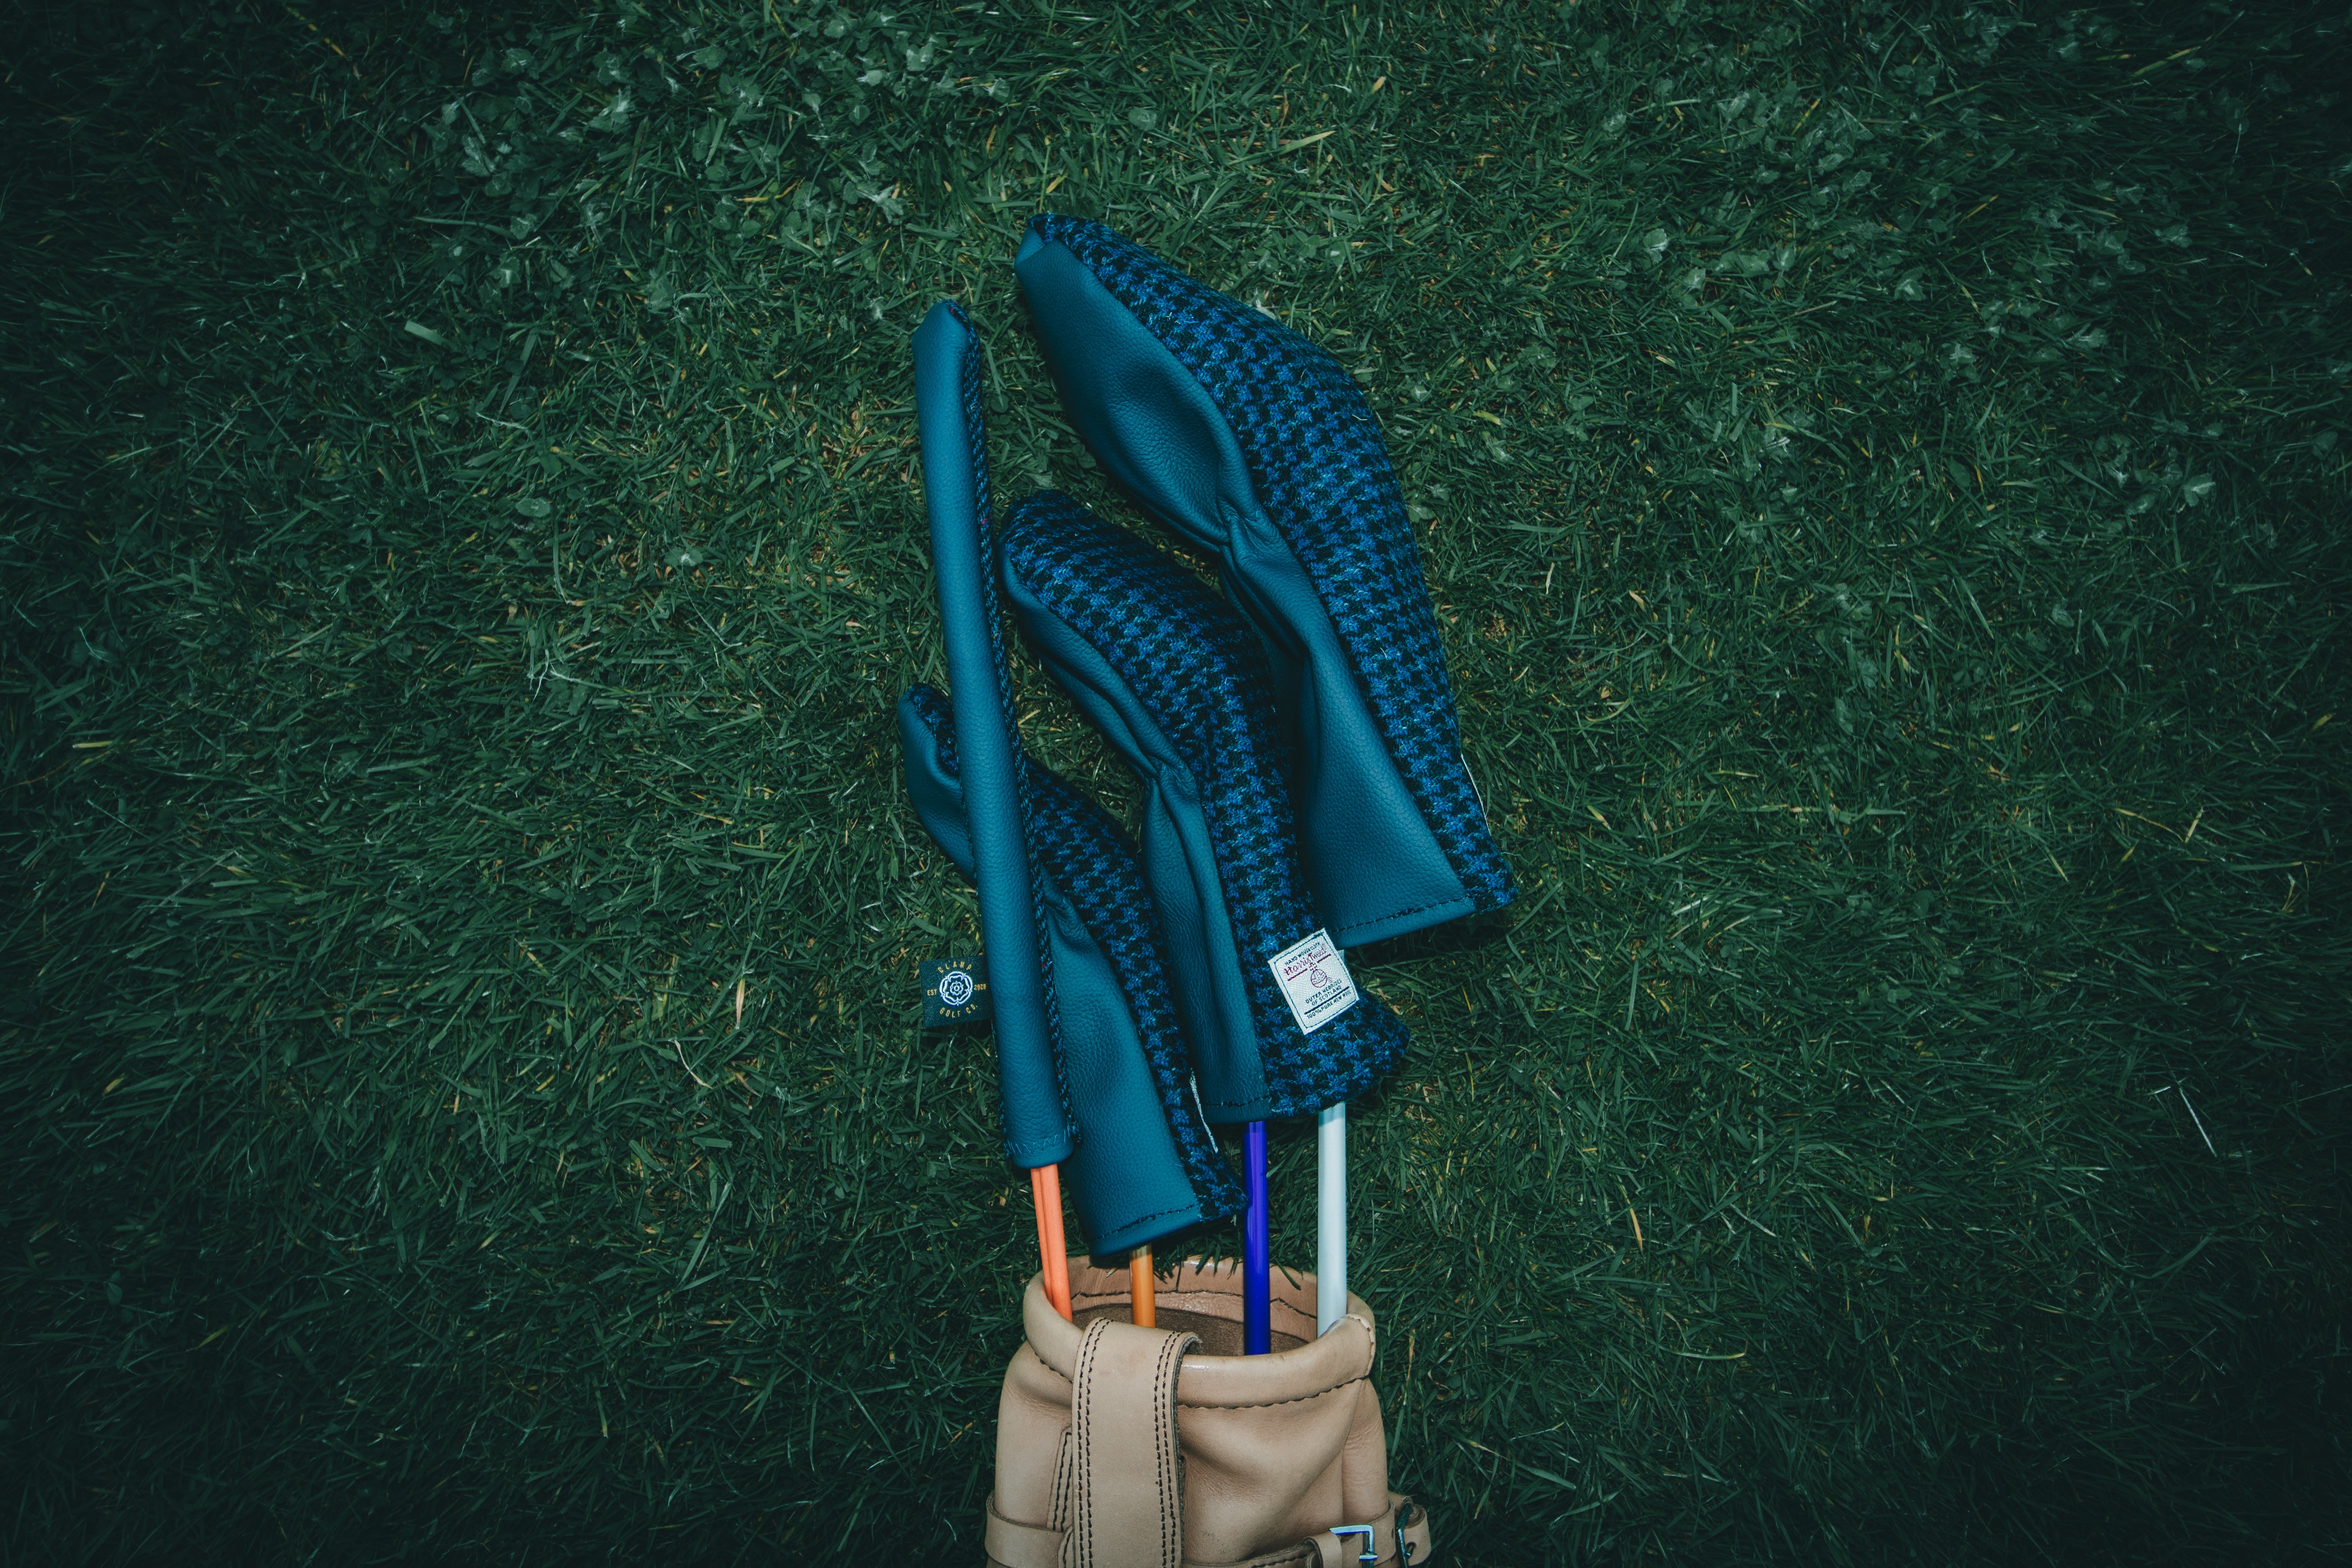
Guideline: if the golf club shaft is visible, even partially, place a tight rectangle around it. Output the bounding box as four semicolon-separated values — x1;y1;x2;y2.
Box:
1243;1121;1270;1354
1032;1164;1071;1319
1130;1244;1156;1328
1317;1101;1346;1336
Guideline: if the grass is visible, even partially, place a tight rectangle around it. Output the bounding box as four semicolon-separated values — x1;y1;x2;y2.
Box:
3;0;2349;1561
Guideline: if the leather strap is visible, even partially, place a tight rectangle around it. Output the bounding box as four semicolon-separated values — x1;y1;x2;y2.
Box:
1396;1494;1432;1565
1060;1318;1200;1568
1302;1493;1431;1567
1000;1476;1436;1568
988;1491;1067;1568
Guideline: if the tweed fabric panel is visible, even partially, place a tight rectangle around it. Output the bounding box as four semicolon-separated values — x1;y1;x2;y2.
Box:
905;683;1243;1222
1027;214;1516;918
1023;754;1250;1224
937;302;1070;1131
1001;492;1410;1115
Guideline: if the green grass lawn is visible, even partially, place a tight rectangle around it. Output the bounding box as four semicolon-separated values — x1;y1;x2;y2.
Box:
4;0;2348;1561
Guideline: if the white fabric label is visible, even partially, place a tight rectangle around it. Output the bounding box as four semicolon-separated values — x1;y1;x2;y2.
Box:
1269;928;1359;1035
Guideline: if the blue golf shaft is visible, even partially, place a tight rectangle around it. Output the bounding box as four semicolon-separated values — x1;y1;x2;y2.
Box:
1243;1121;1270;1354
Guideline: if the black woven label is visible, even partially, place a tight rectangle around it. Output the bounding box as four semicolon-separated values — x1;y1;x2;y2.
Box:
921;957;990;1029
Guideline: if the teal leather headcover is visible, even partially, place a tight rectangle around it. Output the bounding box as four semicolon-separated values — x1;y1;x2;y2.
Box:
913;300;1072;1167
1017;220;1517;948
899;688;1240;1255
1000;492;1412;1124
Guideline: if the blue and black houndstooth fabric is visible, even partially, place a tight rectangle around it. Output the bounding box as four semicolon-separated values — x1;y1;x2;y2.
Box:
903;683;1246;1222
1027;214;1517;920
1002;491;1411;1116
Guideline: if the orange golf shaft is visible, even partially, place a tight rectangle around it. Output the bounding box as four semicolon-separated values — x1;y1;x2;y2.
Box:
1031;1164;1072;1319
1130;1244;1156;1328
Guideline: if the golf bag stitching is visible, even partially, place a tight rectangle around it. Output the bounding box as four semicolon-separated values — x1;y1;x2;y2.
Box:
1173;1379;1362;1414
1075;1317;1114;1568
1154;1331;1191;1566
1050;1426;1075;1534
1023;1342;1073;1390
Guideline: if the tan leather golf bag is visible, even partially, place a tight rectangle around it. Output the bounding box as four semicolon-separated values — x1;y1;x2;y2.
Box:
984;1258;1433;1568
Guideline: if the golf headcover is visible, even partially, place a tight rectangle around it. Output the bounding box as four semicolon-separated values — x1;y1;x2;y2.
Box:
1016;215;1517;949
913;300;1073;1169
899;686;1246;1255
1001;491;1412;1123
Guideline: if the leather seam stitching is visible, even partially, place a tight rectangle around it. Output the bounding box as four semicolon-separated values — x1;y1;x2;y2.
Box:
1073;1319;1104;1567
1089;1200;1199;1230
1050;1427;1075;1536
1173;1376;1362;1412
1156;1332;1184;1567
1341;891;1473;926
1021;1342;1073;1387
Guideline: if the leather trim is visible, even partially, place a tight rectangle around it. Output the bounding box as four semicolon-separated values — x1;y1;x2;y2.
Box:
1022;1340;1074;1390
1177;1379;1356;1414
1062;1318;1200;1568
1050;1427;1075;1533
987;1492;1066;1568
1032;1261;1373;1406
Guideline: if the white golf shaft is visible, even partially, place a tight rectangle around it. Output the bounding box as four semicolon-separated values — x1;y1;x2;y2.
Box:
1317;1100;1346;1335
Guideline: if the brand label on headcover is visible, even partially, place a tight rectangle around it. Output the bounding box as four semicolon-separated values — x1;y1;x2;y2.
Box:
1268;928;1358;1035
921;958;991;1029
